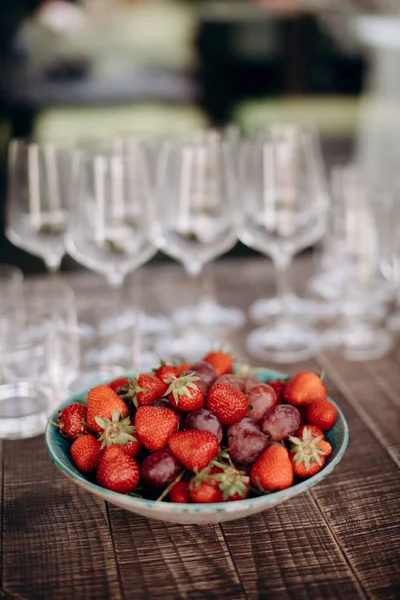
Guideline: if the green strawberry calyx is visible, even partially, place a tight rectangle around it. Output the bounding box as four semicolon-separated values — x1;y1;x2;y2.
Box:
165;373;200;405
96;409;136;449
288;427;326;471
211;461;250;501
122;376;149;408
189;463;214;491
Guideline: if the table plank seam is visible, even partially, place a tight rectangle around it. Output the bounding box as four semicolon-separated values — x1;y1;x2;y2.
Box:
217;524;248;600
104;502;124;600
316;354;400;469
307;492;370;600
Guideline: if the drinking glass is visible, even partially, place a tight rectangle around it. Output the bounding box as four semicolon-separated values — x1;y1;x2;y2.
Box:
150;136;238;360
69;282;156;395
6;140;71;272
372;181;400;331
65;141;156;287
312;166;394;308
0;265;24;343
0;316;56;439
65;143;157;377
246;123;333;324
239;129;328;362
171;128;246;333
19;281;80;389
338;184;394;361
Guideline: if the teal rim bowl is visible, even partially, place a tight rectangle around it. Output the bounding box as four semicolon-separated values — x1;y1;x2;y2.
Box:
45;365;349;523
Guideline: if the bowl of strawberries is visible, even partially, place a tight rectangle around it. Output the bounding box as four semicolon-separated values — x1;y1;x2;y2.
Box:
45;353;348;524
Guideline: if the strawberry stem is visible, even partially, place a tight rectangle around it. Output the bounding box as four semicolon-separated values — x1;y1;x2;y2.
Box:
156;470;186;502
318;370;325;382
48;418;58;428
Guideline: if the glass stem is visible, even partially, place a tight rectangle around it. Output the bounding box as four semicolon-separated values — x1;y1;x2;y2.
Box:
200;264;217;305
130;270;143;374
185;266;204;334
273;254;293;322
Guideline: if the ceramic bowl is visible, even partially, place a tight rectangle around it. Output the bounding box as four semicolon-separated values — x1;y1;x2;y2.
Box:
45;366;349;524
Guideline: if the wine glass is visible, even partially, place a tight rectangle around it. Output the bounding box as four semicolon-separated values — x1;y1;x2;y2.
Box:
150;135;238;361
65;141;157;373
247;123;334;324
239;129;328;363
6;139;71;272
171;128;246;334
66;141;156;287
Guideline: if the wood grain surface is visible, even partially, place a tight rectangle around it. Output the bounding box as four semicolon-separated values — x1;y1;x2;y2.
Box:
1;257;399;600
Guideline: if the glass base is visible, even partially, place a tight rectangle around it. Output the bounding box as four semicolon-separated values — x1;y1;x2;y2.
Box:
388;311;400;332
341;328;393;362
65;366;125;395
0;382;54;439
95;311;172;338
245;322;318;363
155;331;216;363
308;271;347;302
316;328;343;349
249;294;338;324
173;301;246;331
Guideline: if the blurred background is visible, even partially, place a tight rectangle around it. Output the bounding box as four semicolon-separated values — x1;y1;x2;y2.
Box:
0;0;399;272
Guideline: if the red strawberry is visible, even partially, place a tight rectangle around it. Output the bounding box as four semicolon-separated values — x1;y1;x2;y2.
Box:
295;424;324;440
124;373;167;407
155;361;179;381
267;380;287;403
203;352;233;378
207;383;248;425
250;445;293;492
135;406;178;450
96;408;141;458
176;362;190;375
168;430;219;472
291;453;325;478
87;385;128;434
108;377;129;392
284;372;327;407
96;446;140;494
189;468;224;503
170;481;191;503
70;434;102;473
305;399;337;431
56;402;87;440
166;373;204;412
122;437;142;458
317;439;332;458
288;426;328;476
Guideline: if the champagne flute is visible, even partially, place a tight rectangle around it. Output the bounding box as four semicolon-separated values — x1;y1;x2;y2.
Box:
239;129;328;363
150;135;238;361
6;140;71;272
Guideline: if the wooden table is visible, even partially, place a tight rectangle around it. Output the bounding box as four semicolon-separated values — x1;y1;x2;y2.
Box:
1;256;399;600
